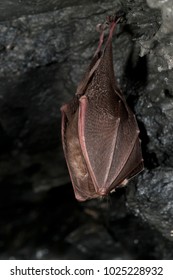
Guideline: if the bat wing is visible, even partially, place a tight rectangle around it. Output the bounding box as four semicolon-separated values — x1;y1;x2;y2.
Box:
61;18;143;201
78;92;143;196
61;102;100;201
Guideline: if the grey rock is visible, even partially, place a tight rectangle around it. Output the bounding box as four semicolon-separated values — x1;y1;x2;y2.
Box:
0;0;173;259
127;168;173;241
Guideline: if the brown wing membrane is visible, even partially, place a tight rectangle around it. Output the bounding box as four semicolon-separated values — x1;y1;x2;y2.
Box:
61;16;144;201
78;95;121;195
61;103;100;201
78;91;143;196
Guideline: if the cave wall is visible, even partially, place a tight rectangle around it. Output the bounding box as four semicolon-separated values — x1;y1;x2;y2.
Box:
0;0;173;259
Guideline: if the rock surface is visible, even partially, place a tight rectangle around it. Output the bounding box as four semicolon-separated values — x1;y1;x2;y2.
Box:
0;0;173;259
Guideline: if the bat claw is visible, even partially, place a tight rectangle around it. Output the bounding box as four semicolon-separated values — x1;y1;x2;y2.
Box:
95;12;125;54
96;22;109;33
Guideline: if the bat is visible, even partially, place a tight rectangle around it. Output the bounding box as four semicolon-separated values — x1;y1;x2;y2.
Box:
61;14;144;201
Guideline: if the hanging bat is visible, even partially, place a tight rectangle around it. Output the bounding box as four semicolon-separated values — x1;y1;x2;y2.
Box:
61;14;144;201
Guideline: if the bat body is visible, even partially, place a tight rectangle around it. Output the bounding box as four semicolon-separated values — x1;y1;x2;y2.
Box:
61;16;144;201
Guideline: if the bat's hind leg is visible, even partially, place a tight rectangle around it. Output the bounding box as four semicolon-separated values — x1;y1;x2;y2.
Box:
95;16;112;56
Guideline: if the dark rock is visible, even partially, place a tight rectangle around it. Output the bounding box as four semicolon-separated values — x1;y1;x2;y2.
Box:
0;0;173;260
127;168;173;241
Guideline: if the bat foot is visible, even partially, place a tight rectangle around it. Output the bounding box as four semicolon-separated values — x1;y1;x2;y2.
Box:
95;12;125;56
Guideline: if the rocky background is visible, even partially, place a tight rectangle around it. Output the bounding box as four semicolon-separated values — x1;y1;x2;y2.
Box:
0;0;173;259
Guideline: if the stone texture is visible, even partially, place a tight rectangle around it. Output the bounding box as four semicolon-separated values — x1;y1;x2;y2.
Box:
0;0;173;259
127;168;173;241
